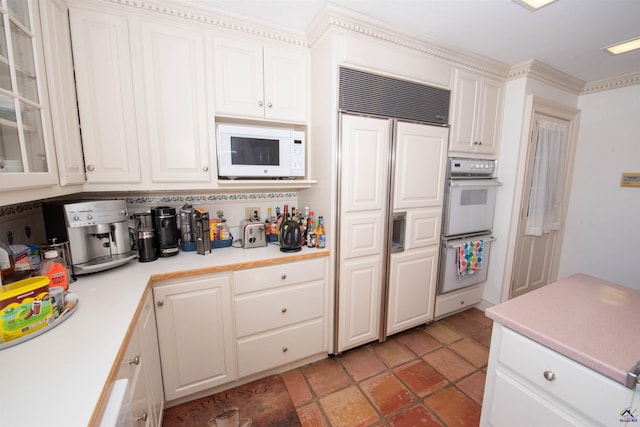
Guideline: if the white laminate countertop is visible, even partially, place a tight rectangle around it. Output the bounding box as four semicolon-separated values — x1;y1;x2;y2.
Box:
486;273;640;387
0;245;329;427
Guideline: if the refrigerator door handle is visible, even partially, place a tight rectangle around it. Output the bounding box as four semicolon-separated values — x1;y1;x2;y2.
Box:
390;211;406;253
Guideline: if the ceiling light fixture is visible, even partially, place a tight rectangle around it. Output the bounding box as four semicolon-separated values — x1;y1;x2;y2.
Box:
513;0;558;11
602;37;640;55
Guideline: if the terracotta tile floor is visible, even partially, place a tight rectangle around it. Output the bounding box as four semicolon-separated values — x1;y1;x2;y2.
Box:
281;307;492;426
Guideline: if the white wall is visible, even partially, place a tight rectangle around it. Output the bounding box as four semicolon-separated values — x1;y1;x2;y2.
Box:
557;85;640;289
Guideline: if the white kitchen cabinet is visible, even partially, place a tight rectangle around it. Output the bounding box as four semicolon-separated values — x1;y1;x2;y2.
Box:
233;258;327;378
39;0;85;186
117;292;164;427
69;8;141;184
214;37;308;123
481;323;640;426
153;273;236;402
449;68;503;156
132;18;212;183
0;0;58;190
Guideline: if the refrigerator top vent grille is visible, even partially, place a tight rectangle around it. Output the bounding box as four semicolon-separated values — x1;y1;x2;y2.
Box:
339;67;450;126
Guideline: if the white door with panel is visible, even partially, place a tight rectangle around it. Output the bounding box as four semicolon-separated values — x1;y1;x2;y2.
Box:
133;19;211;183
386;122;447;335
69;8;141;183
338;115;389;351
449;68;502;156
153;273;236;402
511;113;574;298
214;37;307;122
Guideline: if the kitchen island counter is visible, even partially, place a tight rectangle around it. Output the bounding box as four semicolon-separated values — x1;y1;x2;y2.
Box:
0;245;329;427
486;272;640;387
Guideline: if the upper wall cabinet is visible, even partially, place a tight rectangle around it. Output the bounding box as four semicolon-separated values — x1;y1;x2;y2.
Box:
69;8;141;184
40;0;84;187
214;37;308;123
0;0;58;190
131;18;212;183
449;68;503;157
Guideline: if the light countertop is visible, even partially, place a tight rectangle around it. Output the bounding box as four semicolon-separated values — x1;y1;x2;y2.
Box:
486;273;640;387
0;245;329;427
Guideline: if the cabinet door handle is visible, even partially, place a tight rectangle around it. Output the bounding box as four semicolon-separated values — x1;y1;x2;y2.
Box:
267;102;273;108
258;100;264;107
543;370;555;381
202;165;209;172
86;164;95;171
129;355;141;366
281;307;287;313
282;346;288;352
460;300;465;305
281;274;286;280
478;141;482;146
136;412;148;422
157;300;164;307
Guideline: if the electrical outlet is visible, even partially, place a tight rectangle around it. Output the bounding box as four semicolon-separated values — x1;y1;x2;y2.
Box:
245;207;260;219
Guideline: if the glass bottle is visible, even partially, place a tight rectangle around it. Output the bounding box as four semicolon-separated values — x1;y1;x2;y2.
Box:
316;216;326;249
306;211;316;248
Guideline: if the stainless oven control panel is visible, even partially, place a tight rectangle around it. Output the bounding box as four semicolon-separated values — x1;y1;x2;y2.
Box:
448;158;496;178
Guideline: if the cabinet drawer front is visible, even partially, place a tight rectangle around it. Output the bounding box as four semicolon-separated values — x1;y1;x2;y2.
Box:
499;327;635;426
235;281;324;337
234;258;324;294
434;285;483;318
237;319;325;378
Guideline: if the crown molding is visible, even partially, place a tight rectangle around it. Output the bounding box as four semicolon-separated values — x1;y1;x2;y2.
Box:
508;59;585;94
581;72;640;95
306;3;510;80
92;0;308;47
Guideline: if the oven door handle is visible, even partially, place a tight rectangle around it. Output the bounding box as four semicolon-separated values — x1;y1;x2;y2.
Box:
449;180;502;187
445;236;496;248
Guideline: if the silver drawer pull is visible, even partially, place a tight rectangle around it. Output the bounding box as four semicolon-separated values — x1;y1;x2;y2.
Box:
129;355;141;366
281;307;287;313
136;412;148;422
543;370;555;381
282;346;288;352
281;274;286;280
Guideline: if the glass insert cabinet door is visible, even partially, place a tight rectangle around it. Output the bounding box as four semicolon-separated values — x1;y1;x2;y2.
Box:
0;0;53;185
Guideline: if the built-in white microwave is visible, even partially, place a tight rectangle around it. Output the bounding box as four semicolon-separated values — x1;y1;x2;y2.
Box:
216;124;305;179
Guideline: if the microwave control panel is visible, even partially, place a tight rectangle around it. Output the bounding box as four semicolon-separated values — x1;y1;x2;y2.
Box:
290;131;306;177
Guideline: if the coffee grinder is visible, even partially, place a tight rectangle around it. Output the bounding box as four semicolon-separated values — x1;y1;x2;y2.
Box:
151;206;179;257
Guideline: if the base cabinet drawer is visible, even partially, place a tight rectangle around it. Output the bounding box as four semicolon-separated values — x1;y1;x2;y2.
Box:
235;281;324;337
234;258;324;294
237;319;325;378
435;285;482;319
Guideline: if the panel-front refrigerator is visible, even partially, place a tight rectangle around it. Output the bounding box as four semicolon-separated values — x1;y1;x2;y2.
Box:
334;113;448;353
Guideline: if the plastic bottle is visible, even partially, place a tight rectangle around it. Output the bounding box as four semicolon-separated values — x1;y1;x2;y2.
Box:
0;240;15;279
39;250;69;290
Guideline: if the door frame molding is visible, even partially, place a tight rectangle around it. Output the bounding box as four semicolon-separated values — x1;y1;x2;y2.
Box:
501;95;581;301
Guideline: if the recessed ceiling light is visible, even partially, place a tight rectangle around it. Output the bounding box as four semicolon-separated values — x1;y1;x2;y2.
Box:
513;0;558;11
602;37;640;55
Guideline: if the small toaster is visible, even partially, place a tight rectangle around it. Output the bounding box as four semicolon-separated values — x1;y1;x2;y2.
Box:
240;220;267;249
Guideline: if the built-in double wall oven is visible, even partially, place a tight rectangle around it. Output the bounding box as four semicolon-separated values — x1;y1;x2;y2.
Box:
438;158;501;294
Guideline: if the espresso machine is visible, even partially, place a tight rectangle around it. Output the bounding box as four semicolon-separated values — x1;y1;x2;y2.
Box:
42;200;138;275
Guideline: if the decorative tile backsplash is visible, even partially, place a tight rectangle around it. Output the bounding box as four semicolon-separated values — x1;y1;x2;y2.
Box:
0;191;300;247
